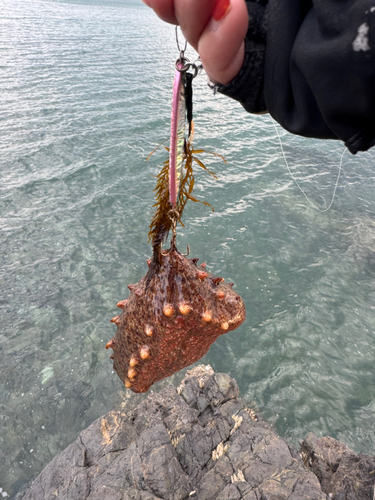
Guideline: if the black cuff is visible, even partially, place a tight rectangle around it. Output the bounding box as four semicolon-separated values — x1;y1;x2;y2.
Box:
214;39;266;114
345;127;375;155
212;0;267;114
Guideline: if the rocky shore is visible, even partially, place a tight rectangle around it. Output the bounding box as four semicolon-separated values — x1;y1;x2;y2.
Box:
15;366;375;500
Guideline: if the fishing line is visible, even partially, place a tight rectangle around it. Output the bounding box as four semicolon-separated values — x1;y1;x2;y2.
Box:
272;119;346;212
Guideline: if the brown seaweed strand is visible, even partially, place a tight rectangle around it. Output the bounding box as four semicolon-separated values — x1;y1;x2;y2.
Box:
148;156;172;247
176;138;218;219
147;135;225;249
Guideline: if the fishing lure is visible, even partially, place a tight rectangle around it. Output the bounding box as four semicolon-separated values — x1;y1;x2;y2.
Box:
148;29;224;251
169;38;195;207
106;30;245;393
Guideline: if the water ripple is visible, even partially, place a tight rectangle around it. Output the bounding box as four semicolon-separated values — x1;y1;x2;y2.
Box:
2;0;375;495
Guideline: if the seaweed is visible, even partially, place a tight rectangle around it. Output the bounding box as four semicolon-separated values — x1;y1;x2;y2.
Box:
147;127;226;249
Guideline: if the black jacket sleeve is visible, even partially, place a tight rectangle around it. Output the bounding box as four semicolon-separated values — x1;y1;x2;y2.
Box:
214;0;268;114
217;0;375;154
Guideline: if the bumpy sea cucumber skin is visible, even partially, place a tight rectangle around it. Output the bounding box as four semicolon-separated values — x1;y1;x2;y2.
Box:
107;247;246;393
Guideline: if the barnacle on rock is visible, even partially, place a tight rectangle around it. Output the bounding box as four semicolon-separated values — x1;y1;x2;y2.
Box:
212;441;230;460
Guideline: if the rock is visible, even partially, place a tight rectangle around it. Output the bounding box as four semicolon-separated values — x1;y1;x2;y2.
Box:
301;432;375;500
16;365;328;500
17;366;375;500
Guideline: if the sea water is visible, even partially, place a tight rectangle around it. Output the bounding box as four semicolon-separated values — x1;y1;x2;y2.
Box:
1;0;375;495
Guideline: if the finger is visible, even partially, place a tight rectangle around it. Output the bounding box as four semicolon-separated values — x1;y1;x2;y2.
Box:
142;0;177;25
199;0;248;84
174;0;218;50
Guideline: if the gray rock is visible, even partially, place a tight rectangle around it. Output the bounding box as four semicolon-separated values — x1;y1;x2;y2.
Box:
16;365;328;500
301;432;375;500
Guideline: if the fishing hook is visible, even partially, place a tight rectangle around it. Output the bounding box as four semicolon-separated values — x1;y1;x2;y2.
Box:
180;244;190;256
159;241;189;257
160;242;170;256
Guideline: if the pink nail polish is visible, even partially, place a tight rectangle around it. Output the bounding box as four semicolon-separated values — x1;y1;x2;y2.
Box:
212;0;231;21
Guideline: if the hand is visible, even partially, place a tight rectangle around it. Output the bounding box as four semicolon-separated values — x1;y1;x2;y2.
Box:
142;0;248;85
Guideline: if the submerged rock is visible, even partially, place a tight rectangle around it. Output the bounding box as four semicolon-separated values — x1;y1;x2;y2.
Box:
15;366;374;500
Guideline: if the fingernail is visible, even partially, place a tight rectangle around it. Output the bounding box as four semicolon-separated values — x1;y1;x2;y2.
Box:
212;0;231;21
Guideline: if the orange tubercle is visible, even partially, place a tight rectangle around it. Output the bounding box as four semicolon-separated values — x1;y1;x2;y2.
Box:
196;271;209;280
145;325;153;336
110;315;121;325
202;311;212;322
128;367;137;380
139;345;150;360
117;299;128;309
106;339;115;349
163;304;174;317
129;356;138;367
216;290;225;299
179;302;192;315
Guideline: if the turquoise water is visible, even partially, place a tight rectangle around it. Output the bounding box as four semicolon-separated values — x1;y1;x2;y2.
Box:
2;0;375;495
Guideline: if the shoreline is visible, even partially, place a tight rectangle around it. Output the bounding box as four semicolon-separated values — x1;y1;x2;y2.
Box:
15;365;375;500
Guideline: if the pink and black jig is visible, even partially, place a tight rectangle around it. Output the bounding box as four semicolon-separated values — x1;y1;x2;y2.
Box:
169;30;198;207
147;28;223;252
